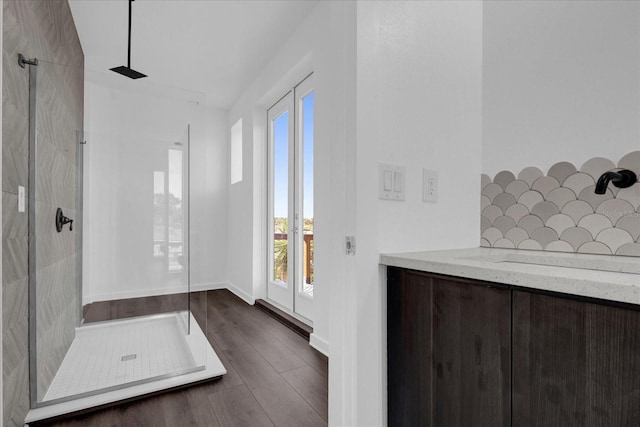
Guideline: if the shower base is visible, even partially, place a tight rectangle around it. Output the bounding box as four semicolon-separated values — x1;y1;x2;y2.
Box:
25;311;225;424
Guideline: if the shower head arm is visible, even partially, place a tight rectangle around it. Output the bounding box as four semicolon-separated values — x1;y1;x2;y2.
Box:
127;0;134;68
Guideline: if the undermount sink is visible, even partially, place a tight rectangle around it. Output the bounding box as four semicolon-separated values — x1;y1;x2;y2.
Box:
458;252;640;275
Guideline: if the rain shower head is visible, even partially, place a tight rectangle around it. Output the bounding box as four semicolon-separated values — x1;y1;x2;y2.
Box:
111;0;147;79
110;65;147;79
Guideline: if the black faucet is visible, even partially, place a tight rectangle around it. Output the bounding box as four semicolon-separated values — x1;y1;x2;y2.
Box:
594;169;637;194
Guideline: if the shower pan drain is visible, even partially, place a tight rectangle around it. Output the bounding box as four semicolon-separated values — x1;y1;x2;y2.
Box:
121;354;137;362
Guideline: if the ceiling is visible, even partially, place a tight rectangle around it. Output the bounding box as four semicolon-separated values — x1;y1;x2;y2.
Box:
68;0;318;109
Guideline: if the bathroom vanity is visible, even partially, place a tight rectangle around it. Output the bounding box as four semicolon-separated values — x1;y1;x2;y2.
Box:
382;248;640;427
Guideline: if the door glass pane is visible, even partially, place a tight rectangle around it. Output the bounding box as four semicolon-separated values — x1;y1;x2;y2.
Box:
273;111;289;285
301;92;314;297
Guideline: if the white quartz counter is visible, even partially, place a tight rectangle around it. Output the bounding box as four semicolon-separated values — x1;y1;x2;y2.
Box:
380;247;640;306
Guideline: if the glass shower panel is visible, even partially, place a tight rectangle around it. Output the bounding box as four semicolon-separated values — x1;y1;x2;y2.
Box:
31;66;207;406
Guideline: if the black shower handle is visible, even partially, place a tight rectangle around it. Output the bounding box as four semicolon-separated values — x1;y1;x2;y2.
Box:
55;208;73;232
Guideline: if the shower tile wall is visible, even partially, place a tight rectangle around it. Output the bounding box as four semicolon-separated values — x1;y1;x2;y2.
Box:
481;151;640;256
2;1;83;425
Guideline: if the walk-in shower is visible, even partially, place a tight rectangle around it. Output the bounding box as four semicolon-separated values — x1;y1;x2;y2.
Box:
19;54;224;423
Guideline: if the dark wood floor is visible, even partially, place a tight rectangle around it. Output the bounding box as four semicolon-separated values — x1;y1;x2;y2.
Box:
38;290;328;427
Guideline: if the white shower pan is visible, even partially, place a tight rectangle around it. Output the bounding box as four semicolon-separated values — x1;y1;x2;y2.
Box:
25;311;225;424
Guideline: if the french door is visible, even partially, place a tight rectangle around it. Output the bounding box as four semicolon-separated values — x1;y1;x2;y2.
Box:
267;74;314;322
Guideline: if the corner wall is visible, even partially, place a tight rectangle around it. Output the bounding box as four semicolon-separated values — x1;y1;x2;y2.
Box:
352;1;483;425
2;0;83;423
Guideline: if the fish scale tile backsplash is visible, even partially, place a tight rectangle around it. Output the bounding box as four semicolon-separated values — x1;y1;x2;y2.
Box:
481;151;640;256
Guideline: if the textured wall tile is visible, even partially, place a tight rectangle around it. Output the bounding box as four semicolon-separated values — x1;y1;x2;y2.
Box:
505;228;529;246
518;166;543;186
482;227;503;245
494;238;515;248
546;187;576;210
518;190;544;211
563;172;595;195
481;151;640;257
547;161;577;185
616;186;640;210
530;227;559;248
578;241;612;255
617;151;640;173
579;186;614;210
518;215;545;235
482;205;503;224
545;214;575;236
505;204;529;223
505;180;530;199
616;243;640;256
560;200;594;223
560;227;594;251
595;228;634;253
493;192;517;212
493;170;516;189
481;174;491;190
481;183;503;201
518;239;543;250
3;0;83;422
616;215;640;241
481;216;491;233
481;195;491;211
581;157;616;181
577;213;613;238
531;176;560;197
545;240;573;252
530;201;560;222
493;215;516;235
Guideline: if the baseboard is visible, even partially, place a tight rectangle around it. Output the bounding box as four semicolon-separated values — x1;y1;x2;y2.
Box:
83;282;228;305
309;333;329;357
190;282;228;292
226;282;255;305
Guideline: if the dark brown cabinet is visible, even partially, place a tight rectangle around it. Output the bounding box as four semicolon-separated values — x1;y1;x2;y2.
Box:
388;267;640;427
512;291;640;427
387;268;511;427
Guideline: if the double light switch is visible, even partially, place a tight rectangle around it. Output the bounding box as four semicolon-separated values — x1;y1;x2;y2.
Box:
379;163;405;201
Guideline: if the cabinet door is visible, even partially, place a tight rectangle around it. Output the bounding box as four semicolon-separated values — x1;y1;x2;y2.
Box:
387;269;511;427
388;268;433;426
513;291;640;426
431;276;511;427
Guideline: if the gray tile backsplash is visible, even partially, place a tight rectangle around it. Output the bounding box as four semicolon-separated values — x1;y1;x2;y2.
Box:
481;151;640;256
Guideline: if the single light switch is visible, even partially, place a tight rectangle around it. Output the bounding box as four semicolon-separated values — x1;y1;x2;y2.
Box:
383;171;393;191
394;171;403;192
18;186;25;212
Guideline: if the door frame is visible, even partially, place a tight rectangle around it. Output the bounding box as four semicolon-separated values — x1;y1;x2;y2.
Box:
266;73;314;323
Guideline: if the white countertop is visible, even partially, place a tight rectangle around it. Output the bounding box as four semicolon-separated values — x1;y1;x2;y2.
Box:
380;247;640;306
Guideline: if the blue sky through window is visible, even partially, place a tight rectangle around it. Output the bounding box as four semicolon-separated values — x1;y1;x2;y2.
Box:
273;92;314;219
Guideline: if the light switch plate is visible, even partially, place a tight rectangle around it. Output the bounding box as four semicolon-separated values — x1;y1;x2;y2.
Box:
379;163;405;201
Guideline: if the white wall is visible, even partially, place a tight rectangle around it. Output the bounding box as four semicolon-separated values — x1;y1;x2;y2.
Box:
483;0;640;177
351;1;483;425
83;71;228;303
